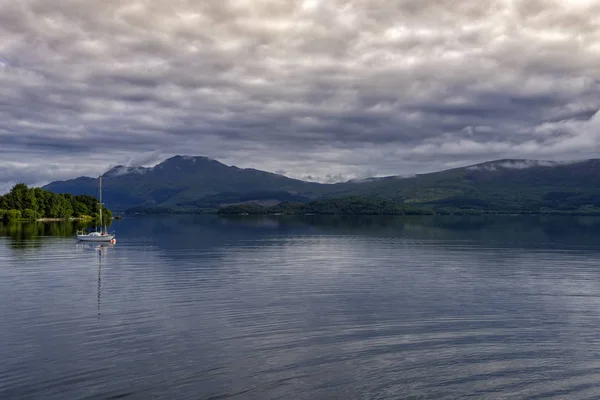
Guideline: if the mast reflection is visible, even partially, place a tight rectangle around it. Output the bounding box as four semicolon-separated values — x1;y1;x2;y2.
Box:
76;242;114;319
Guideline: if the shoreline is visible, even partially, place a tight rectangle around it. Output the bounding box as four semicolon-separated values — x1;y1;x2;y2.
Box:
0;217;104;224
35;217;93;222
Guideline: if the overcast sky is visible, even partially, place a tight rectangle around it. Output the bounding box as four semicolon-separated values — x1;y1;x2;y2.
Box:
1;0;599;193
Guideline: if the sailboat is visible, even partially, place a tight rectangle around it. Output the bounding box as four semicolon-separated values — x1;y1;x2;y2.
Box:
76;175;116;243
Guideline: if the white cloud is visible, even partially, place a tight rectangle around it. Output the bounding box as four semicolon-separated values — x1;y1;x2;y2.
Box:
466;159;579;171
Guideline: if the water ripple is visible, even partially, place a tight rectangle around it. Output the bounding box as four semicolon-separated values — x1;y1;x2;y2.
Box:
3;216;600;399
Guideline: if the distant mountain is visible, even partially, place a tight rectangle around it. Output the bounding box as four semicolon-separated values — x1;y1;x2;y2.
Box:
43;155;326;211
331;158;600;213
43;156;600;214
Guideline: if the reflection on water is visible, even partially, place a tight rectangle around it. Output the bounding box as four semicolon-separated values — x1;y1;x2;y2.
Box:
0;219;112;249
122;214;600;250
5;214;600;249
75;242;114;319
2;215;600;399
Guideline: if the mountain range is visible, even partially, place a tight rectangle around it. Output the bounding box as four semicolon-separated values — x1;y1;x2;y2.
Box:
42;155;600;214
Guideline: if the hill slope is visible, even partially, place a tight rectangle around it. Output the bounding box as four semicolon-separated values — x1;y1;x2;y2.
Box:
332;159;600;212
43;156;327;210
43;156;600;213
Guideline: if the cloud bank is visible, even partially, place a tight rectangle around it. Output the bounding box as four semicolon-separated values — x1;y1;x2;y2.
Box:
1;0;600;192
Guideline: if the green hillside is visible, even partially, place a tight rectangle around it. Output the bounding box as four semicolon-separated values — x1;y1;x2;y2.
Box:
330;159;600;214
43;156;600;215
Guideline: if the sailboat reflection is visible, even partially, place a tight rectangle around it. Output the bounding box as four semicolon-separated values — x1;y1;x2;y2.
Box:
76;242;114;318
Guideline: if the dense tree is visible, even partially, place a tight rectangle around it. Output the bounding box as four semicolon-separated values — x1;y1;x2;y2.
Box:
71;201;89;217
0;184;112;222
217;197;435;216
6;209;22;222
22;209;38;221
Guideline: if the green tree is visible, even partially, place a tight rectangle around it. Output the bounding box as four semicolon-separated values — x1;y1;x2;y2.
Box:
6;209;22;222
33;188;49;215
0;186;111;220
46;195;63;218
71;201;89;217
102;206;112;220
23;186;37;211
74;195;99;214
57;196;74;219
22;209;38;221
7;183;30;210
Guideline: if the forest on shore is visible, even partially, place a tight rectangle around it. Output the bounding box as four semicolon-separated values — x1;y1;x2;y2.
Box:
0;183;112;222
217;197;436;216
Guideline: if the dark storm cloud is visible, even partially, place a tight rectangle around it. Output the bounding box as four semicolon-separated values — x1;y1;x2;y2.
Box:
1;0;600;191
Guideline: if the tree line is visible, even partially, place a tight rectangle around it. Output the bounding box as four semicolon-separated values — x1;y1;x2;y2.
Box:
0;183;112;222
217;197;435;216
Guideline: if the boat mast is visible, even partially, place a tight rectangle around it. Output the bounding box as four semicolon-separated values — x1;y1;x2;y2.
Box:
99;175;103;234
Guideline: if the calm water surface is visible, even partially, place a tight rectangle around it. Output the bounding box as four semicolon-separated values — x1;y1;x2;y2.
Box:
2;215;600;399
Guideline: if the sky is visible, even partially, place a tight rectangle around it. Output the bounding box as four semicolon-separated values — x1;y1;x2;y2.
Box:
1;0;600;193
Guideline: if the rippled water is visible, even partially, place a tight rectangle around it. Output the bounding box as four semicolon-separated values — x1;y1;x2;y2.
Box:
3;215;600;399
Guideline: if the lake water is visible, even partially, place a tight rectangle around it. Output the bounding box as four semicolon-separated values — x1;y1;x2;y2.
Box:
2;215;600;399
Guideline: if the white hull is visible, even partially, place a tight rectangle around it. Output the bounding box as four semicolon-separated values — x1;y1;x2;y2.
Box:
77;234;116;242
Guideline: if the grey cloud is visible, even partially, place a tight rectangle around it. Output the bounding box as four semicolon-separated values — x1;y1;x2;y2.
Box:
1;0;600;192
0;160;101;194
